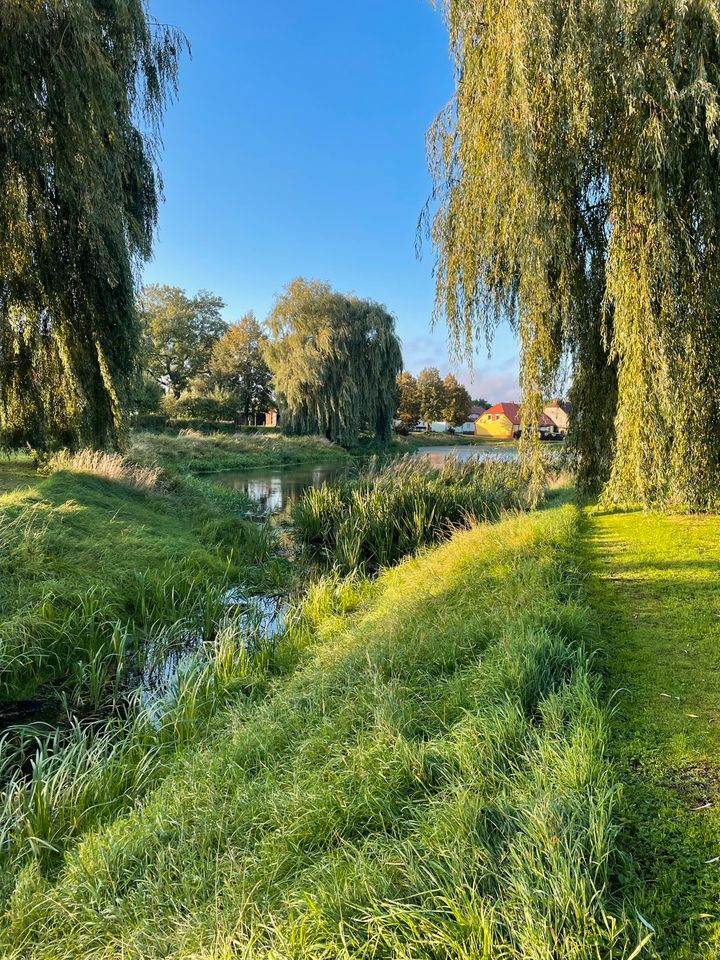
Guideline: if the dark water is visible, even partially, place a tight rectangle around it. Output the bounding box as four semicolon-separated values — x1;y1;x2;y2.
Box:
213;461;352;513
212;445;519;513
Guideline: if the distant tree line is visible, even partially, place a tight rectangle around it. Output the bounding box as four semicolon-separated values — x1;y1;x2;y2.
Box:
136;278;403;445
396;368;472;431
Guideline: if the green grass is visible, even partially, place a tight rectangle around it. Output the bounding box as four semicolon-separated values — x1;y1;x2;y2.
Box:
130;430;351;476
293;454;528;573
585;509;720;957
0;456;281;704
0;502;647;959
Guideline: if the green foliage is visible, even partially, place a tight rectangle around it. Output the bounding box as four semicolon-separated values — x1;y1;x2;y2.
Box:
130;429;350;475
0;455;277;703
293;455;529;573
0;504;643;958
265;278;403;445
416;366;446;424
132;375;164;417
188;313;273;423
441;372;472;425
139;285;227;398
395;371;421;429
397;369;472;428
428;0;720;508
0;2;183;451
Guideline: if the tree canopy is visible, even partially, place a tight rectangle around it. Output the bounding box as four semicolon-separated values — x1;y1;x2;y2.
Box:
265;279;402;445
139;285;226;398
416;367;446;425
428;0;720;509
396;372;421;430
0;1;183;450
190;313;273;423
441;373;472;426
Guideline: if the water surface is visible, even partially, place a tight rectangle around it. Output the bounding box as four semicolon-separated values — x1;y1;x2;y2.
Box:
213;461;352;513
212;445;519;513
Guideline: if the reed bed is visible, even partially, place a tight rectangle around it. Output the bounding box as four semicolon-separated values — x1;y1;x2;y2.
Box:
294;454;530;572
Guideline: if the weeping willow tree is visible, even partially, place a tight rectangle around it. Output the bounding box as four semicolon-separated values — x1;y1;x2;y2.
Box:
265;278;403;446
429;0;720;509
0;1;183;450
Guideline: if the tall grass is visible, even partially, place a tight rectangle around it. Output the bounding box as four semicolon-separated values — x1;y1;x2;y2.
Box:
294;454;530;572
0;606;295;905
0;505;649;959
46;450;165;492
0;455;284;705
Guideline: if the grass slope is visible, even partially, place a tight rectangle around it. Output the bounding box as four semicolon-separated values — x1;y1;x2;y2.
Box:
586;509;720;958
131;431;351;475
1;504;639;959
0;458;274;702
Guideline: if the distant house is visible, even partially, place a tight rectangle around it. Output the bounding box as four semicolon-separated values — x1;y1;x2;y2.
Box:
459;404;489;434
474;402;556;440
544;399;571;434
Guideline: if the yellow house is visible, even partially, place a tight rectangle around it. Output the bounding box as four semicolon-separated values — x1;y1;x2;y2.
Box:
475;402;521;439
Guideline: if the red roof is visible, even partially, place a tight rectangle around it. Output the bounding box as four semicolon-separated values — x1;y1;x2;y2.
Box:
484;402;555;427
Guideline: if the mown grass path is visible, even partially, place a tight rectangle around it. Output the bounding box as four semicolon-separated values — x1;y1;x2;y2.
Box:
585;509;720;958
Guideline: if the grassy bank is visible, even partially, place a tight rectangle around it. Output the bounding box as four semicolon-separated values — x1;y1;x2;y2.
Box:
130;430;351;476
0;454;282;706
0;501;646;959
586;509;720;957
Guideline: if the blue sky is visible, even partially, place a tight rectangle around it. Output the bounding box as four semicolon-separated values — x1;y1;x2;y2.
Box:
145;0;520;401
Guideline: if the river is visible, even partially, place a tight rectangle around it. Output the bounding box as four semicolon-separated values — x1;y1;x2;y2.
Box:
212;443;519;513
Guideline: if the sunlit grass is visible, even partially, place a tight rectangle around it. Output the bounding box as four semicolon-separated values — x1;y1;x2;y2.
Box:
130;429;350;475
586;509;720;958
0;458;281;703
0;504;647;959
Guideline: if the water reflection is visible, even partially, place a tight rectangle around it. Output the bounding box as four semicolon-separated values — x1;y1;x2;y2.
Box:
214;462;351;513
212;445;519;513
414;444;519;468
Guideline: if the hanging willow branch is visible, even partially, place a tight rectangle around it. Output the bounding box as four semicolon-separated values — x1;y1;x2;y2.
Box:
0;1;185;450
428;0;720;510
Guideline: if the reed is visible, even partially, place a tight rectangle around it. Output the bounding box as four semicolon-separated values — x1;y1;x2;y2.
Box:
294;454;530;573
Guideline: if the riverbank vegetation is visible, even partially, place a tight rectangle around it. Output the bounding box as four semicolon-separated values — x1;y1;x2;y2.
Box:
294;455;528;573
0;496;649;959
0;454;281;708
129;429;351;476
